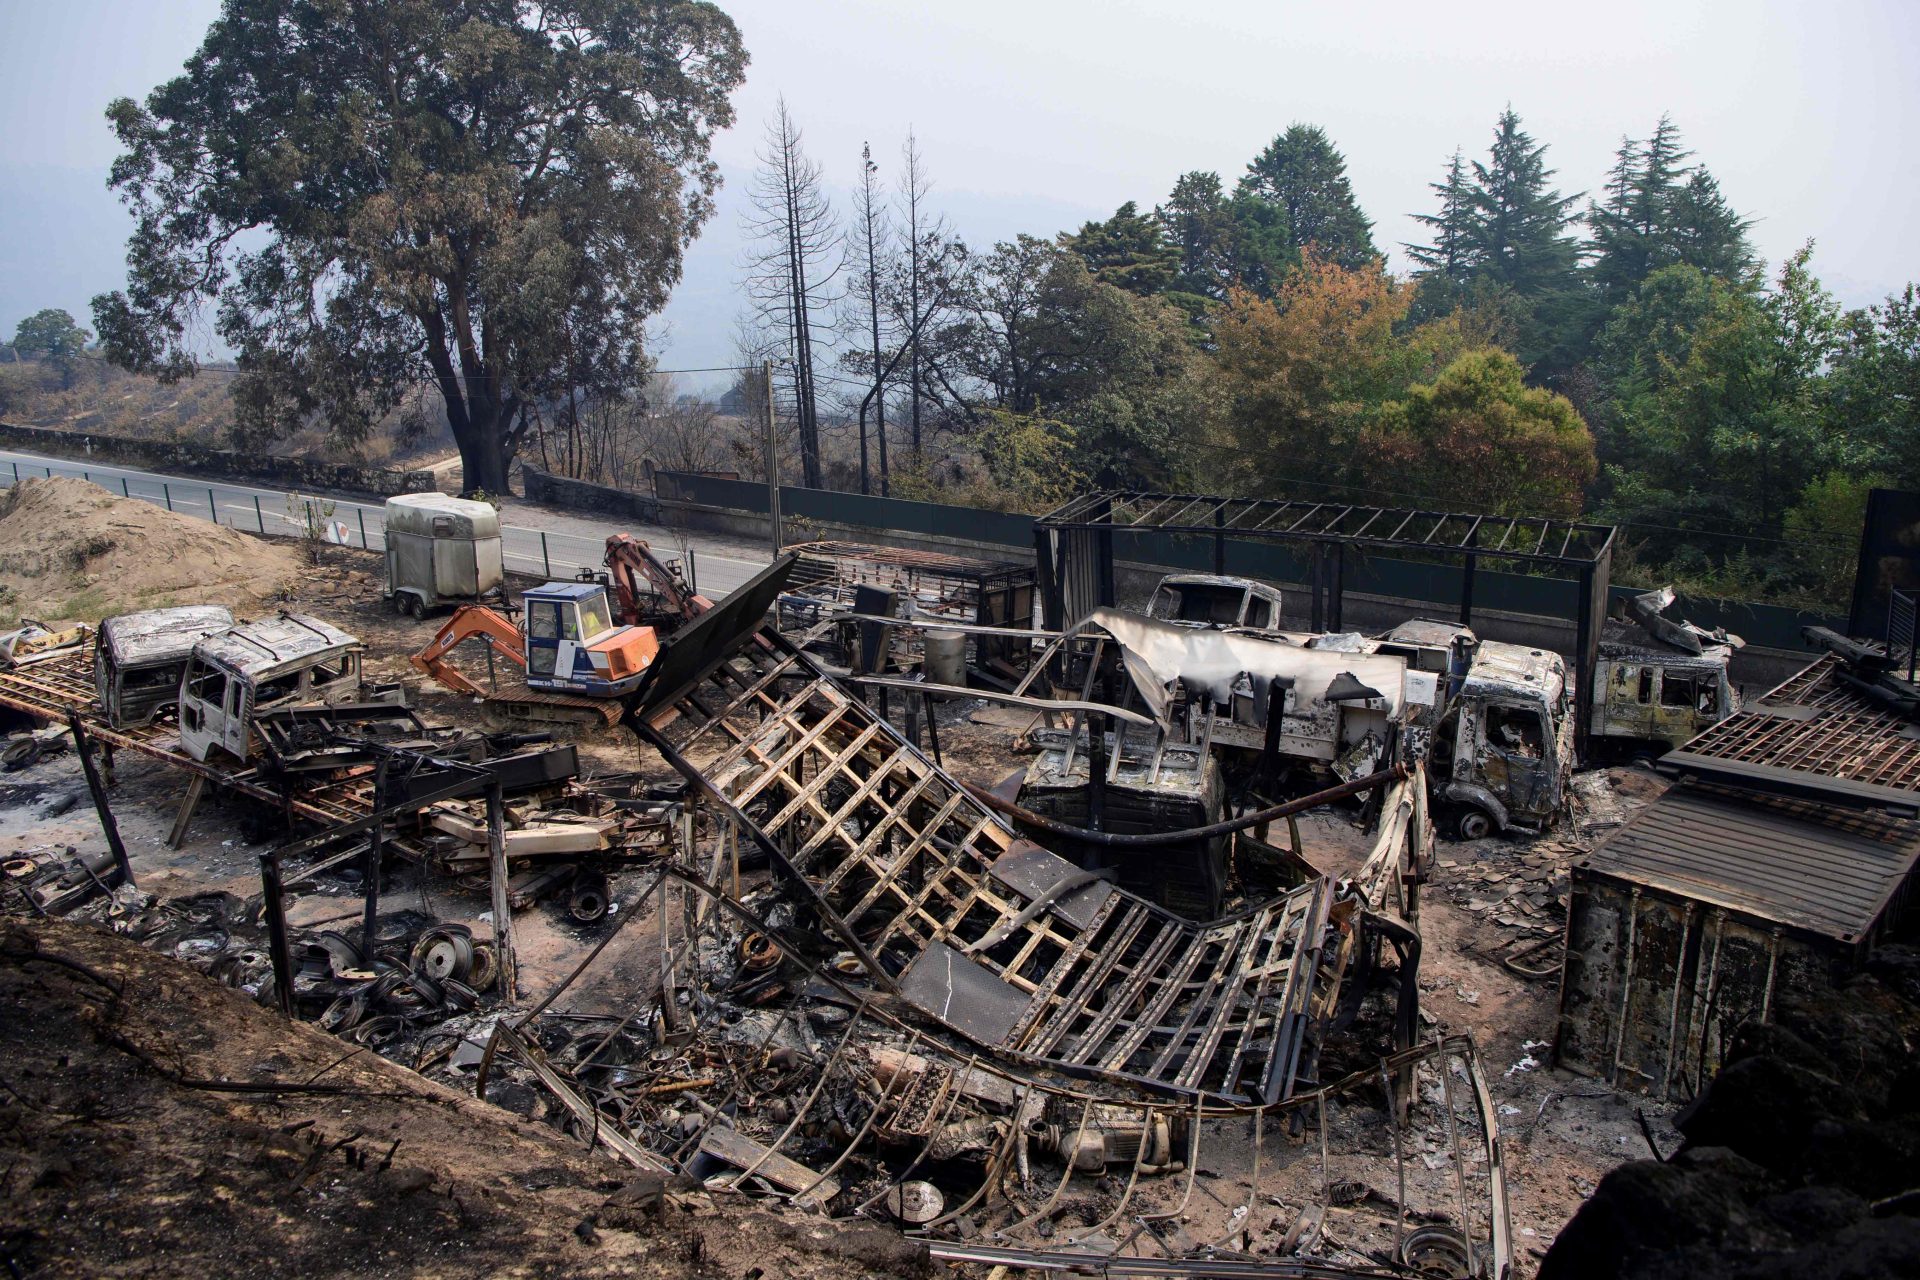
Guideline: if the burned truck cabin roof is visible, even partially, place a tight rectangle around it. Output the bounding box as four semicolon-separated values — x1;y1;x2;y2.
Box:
1381;618;1475;650
99;605;236;666
194;612;361;681
1598;617;1737;669
1461;639;1566;704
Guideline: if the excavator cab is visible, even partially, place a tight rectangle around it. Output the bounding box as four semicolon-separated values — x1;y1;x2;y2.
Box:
519;582;658;696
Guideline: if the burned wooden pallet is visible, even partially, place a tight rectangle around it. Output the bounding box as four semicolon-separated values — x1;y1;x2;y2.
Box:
632;622;1349;1104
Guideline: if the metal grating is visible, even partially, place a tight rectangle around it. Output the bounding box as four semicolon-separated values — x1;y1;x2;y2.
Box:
631;625;1354;1104
1662;655;1920;808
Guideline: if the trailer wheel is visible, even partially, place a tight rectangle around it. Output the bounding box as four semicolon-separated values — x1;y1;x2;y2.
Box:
1455;808;1494;841
404;594;426;619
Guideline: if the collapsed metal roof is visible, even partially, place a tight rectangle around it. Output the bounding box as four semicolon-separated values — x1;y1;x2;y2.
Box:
628;604;1356;1104
1660;654;1920;815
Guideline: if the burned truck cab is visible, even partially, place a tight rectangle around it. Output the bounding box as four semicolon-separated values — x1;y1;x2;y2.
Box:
1435;640;1574;839
94;605;235;729
1590;588;1742;755
1145;574;1285;633
177;613;401;764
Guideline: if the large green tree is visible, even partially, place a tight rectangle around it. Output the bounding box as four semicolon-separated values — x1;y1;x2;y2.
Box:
91;0;747;495
956;237;1219;487
1237;124;1376;269
1828;285;1920;487
11;308;92;389
1595;249;1841;541
1373;348;1596;517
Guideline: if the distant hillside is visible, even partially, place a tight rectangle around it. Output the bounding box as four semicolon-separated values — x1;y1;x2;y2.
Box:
0;350;452;467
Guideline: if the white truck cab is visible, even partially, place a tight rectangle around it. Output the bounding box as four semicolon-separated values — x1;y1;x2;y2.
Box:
177;613;389;764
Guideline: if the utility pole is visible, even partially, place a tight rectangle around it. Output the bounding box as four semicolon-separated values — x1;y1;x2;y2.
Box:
762;359;784;554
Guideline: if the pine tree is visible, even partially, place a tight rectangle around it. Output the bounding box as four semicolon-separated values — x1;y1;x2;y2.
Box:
1156;171;1237;299
1587;116;1754;301
1589;115;1691;301
1405;149;1476;282
1061;201;1179;295
1667;169;1756;282
1237;124;1377;269
1464;108;1582;297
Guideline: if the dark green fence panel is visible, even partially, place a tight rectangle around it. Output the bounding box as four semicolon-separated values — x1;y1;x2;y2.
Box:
648;472;1839;651
654;471;1031;551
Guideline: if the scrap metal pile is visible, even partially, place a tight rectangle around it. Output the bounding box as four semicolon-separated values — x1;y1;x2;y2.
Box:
462;562;1512;1277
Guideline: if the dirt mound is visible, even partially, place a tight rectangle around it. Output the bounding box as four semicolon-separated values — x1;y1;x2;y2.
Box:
0;476;300;625
0;919;912;1279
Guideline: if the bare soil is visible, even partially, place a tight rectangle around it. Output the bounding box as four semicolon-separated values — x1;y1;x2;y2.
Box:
0;476;301;626
0;918;927;1279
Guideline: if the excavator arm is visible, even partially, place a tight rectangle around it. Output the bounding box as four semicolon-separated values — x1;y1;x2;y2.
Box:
409;605;527;697
604;534;711;627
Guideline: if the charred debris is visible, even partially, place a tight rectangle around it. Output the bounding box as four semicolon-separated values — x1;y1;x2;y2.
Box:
3;549;1519;1279
20;503;1920;1279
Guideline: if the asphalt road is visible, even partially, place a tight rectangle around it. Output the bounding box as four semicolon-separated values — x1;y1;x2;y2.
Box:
0;447;774;599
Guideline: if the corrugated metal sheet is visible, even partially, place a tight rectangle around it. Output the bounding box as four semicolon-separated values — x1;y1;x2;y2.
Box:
1580;784;1920;943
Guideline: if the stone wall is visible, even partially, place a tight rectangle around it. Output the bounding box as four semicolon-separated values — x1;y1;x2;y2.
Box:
521;467;660;523
0;421;436;497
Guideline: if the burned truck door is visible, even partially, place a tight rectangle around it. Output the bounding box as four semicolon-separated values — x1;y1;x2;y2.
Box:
176;656;231;762
1480;701;1556;818
1599;661;1659;745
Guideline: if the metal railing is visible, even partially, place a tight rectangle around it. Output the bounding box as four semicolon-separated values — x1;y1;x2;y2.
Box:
1888;587;1918;682
0;456;699;596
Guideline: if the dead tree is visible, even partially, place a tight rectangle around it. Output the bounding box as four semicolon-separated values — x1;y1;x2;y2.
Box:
845;142;893;496
743;99;839;490
893;132;967;465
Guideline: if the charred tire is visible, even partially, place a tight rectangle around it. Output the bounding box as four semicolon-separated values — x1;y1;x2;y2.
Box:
1455;808;1495;841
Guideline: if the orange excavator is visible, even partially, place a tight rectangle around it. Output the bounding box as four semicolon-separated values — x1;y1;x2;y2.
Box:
599;534;711;631
410;580;660;701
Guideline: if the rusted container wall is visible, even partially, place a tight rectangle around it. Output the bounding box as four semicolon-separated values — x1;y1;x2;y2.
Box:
1557;871;1846;1099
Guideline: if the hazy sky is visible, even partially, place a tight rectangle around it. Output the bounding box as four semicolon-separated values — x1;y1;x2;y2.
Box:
3;0;1916;382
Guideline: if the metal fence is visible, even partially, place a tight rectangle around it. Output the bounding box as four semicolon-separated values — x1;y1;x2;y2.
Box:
1889;588;1918;682
0;457;706;598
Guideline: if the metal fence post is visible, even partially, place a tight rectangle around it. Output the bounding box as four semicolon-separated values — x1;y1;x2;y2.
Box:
688;548;698;596
163;483;172;512
304;499;314;537
541;531;551;578
254;495;264;532
121;478;130;498
358;507;368;548
83;470;91;484
209;488;219;524
10;462;17;481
